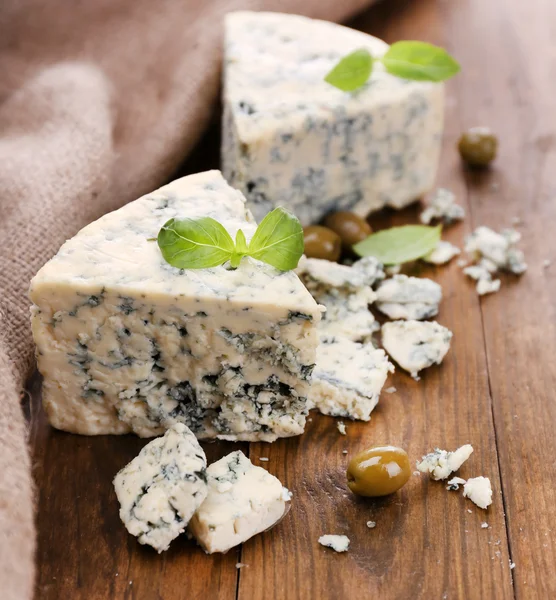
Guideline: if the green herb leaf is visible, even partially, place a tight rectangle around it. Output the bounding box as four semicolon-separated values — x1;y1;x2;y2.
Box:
248;207;304;271
353;224;442;265
230;229;248;268
157;217;235;269
381;41;460;82
324;48;374;92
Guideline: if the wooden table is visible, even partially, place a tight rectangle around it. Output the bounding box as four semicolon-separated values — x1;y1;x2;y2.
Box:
29;0;556;598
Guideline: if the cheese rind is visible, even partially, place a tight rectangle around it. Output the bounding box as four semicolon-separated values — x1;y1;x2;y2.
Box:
113;423;207;553
29;170;320;441
381;320;452;378
309;337;394;421
223;11;444;225
188;450;289;553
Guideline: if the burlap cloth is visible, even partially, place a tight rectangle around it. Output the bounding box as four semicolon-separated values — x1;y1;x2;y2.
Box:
0;0;377;597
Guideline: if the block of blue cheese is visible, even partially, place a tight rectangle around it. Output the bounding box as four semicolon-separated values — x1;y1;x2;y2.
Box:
29;170;321;441
222;11;444;226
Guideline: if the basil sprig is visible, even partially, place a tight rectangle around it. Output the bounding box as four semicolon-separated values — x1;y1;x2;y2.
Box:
353;225;442;265
325;41;460;92
157;207;304;271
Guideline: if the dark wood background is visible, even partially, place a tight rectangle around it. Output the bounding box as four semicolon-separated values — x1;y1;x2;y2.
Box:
29;0;556;598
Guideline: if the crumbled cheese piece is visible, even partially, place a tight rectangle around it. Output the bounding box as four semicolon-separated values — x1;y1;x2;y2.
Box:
376;275;442;321
481;522;489;529
465;226;527;276
342;450;348;455
381;320;453;378
463;262;502;296
309;337;393;421
463;476;493;510
385;265;402;276
446;476;467;491
189;451;290;553
385;386;397;394
366;521;376;529
259;457;269;462
113;423;207;553
509;561;516;570
423;241;461;265
296;256;382;342
223;12;444;226
420;188;465;225
337;421;347;435
318;535;350;552
417;444;473;480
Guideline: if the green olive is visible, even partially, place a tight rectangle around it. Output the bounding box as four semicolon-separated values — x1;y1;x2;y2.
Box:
303;225;342;262
458;127;498;167
347;446;411;497
323;211;372;248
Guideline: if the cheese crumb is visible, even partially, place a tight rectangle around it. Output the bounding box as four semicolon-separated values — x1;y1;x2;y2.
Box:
236;563;249;569
510;561;516;570
337;421;347;435
342;450;348;455
318;534;350;552
417;445;473;480
446;476;466;491
259;457;269;462
385;386;397;394
463;476;493;510
481;522;489;529
366;521;376;529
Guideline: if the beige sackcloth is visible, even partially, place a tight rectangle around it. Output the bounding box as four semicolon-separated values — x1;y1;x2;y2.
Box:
0;0;377;597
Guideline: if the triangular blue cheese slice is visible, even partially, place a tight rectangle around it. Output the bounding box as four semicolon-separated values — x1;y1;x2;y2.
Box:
222;11;444;225
30;170;321;441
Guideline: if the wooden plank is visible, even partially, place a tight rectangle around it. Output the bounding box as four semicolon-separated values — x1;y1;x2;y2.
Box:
441;0;556;596
28;374;242;600
238;3;514;597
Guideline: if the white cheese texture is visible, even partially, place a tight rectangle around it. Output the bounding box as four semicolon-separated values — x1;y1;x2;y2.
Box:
318;535;350;552
463;476;493;510
296;256;383;342
417;444;474;480
309;337;394;421
381;320;453;378
464;227;527;294
446;476;467;491
113;423;207;553
188;451;290;553
375;274;442;320
423;241;461;265
222;11;444;226
420;188;465;225
30;170;321;441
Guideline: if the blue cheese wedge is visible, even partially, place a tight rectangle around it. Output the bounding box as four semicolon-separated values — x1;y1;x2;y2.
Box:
375;275;442;320
381;320;452;378
417;444;474;480
296;257;382;342
423;241;461;265
309;337;394;421
29;170;320;441
463;476;493;510
188;450;290;553
222;11;444;225
318;534;350;552
113;423;207;553
420;188;465;225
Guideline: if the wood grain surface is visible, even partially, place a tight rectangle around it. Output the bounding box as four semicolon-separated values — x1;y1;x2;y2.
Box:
27;0;556;598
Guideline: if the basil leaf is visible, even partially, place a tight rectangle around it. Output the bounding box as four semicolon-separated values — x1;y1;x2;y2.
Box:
157;217;235;269
248;207;304;271
230;229;248;268
381;41;460;82
324;48;373;92
353;225;442;265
